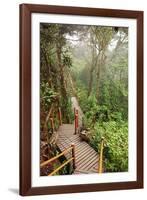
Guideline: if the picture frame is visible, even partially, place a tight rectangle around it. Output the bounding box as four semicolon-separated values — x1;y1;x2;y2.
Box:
19;3;143;196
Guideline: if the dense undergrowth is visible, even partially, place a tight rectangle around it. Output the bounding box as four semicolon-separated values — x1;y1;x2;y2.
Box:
77;85;128;172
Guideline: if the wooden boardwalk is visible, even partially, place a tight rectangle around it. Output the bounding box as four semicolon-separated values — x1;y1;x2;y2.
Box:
57;124;98;174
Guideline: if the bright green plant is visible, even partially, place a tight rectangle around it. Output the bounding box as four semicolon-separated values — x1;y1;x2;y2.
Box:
40;82;59;110
90;121;128;172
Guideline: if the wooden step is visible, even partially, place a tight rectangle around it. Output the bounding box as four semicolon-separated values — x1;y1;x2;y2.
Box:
57;123;99;174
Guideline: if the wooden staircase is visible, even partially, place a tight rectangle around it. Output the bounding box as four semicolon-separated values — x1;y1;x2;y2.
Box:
40;97;104;176
56;124;98;174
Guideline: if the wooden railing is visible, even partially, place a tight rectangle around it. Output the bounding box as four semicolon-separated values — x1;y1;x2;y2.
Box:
49;106;62;132
43;105;62;150
44;105;62;135
98;137;105;173
41;143;76;176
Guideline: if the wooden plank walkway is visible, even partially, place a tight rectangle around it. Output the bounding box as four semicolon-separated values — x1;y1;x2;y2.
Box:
56;124;98;174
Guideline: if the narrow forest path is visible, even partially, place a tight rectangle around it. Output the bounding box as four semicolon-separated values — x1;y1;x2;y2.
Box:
71;97;84;128
56;96;98;174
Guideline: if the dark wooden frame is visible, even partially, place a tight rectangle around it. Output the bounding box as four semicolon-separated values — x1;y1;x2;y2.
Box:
20;3;144;196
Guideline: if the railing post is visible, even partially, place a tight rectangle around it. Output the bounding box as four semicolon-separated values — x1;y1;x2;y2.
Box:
98;137;104;173
74;109;79;134
58;107;62;126
71;143;76;169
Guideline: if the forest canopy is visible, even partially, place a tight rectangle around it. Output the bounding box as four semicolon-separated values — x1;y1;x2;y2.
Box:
40;23;128;173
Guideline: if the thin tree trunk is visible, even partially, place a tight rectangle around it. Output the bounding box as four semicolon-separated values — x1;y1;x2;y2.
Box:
56;43;69;123
42;49;52;88
96;51;107;102
56;46;67;97
96;63;101;102
88;67;94;97
88;48;99;97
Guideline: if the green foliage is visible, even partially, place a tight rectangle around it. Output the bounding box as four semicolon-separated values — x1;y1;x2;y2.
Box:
77;86;128;172
62;51;72;68
40;23;76;124
66;98;75;123
90;121;128;172
40;24;129;175
92;26;114;51
76;81;88;112
71;26;128;120
61;96;74;123
40;82;59;110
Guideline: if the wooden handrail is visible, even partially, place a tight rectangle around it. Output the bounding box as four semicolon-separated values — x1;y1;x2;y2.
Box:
98;137;104;173
43;105;62;135
48;157;74;176
40;146;73;168
41;143;76;176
